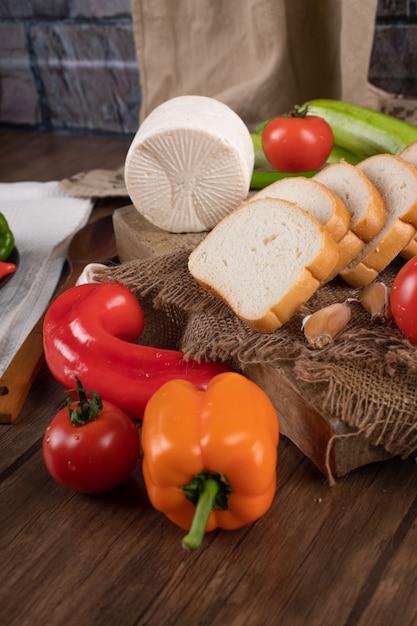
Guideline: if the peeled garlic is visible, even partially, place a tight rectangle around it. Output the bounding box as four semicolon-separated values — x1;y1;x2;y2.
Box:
76;263;108;286
302;301;351;349
360;282;391;322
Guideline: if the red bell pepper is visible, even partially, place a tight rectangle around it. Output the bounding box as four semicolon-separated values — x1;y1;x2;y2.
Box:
43;282;232;420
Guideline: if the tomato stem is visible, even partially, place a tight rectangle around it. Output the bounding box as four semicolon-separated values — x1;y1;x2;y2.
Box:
290;105;309;118
67;376;103;425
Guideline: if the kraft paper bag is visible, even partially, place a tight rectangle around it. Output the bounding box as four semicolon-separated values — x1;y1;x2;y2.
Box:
130;0;402;127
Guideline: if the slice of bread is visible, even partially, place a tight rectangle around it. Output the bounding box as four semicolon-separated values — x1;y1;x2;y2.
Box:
188;197;339;333
314;161;387;242
250;176;358;282
399;142;417;259
251;177;350;243
314;161;387;277
340;154;417;287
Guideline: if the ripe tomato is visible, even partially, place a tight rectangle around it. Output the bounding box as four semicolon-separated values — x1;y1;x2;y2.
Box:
43;380;141;494
391;257;417;344
261;107;333;172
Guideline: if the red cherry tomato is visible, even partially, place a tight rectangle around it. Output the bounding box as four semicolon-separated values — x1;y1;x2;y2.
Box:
261;108;333;172
43;381;141;494
391;257;417;344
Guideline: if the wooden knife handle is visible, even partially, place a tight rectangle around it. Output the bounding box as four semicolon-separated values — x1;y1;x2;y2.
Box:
0;264;83;423
0;314;45;423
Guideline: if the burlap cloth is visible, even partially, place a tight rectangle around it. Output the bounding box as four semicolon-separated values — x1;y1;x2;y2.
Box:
131;0;417;127
95;251;417;465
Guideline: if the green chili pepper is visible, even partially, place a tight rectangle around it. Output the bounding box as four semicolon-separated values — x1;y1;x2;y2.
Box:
250;169;318;190
0;213;14;261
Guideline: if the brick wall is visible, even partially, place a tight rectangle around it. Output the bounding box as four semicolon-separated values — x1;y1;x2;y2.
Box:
0;0;141;134
0;0;416;135
369;0;417;95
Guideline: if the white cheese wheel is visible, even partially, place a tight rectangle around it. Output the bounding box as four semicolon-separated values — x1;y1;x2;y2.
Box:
124;95;254;233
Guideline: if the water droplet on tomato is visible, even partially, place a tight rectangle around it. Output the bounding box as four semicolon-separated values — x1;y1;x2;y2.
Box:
67;461;77;472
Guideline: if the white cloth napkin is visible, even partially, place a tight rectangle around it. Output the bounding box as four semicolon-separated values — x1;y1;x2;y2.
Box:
0;181;93;376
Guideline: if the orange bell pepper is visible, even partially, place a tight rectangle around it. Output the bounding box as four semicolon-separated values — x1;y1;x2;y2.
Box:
141;371;279;551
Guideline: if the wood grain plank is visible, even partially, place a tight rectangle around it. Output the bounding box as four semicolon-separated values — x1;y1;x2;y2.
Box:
0;130;132;182
134;458;417;626
0;366;65;474
348;490;417;626
1;433;416;625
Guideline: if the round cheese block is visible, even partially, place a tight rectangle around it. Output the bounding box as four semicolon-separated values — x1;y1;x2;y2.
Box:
124;95;254;233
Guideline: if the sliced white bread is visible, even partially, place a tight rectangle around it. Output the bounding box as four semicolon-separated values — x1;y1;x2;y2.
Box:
398;142;417;259
314;161;387;242
249;177;351;279
313;161;387;276
250;177;350;243
340;154;417;287
399;141;417;163
188;197;339;333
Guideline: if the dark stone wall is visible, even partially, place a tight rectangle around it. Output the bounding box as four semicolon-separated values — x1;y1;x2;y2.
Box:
0;0;141;134
369;0;417;96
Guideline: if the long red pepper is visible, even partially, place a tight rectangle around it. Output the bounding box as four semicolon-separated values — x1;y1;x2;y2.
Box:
0;261;17;280
43;282;232;420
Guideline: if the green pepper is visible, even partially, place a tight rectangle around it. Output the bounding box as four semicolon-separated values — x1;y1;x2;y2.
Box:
250;169;318;190
0;213;14;261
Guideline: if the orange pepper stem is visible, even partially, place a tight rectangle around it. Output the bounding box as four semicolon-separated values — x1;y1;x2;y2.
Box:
181;472;232;552
182;476;220;552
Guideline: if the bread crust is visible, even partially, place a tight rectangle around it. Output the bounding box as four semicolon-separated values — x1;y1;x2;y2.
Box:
326;230;364;280
314;161;387;243
251;177;351;244
311;179;351;243
398;143;417;260
341;219;416;287
401;237;417;260
347;168;387;242
240;269;320;333
188;198;340;334
306;224;340;283
340;154;417;286
339;263;378;288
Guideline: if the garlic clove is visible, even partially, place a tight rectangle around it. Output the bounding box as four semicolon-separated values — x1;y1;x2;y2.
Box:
302;301;351;349
360;282;392;322
76;263;108;286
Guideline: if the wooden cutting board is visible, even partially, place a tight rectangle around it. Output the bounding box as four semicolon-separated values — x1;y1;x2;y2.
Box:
113;204;393;482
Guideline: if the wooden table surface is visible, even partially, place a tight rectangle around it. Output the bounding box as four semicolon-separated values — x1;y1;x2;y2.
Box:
1;129;417;626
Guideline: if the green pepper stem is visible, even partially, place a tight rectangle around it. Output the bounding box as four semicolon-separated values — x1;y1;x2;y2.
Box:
182;477;221;552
